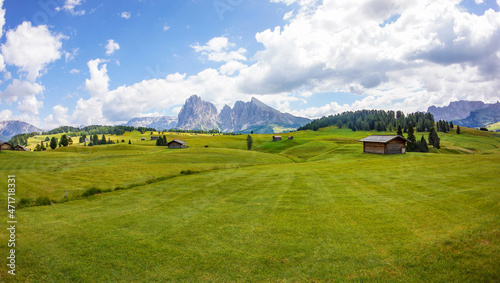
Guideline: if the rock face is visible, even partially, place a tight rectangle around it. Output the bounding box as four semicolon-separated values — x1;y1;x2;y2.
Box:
0;120;42;139
217;97;311;133
176;95;219;130
125;116;178;130
427;101;489;121
454;102;500;128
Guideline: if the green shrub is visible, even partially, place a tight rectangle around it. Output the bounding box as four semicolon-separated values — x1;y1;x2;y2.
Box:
35;196;51;206
82;187;102;197
19;197;33;207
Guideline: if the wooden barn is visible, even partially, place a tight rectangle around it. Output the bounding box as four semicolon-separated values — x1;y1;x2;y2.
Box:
167;140;187;149
272;136;282;142
0;142;13;151
13;145;29;151
288;136;293;140
359;135;410;154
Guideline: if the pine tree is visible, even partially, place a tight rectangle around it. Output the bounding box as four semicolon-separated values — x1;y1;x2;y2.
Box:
397;125;403;136
40;141;46;151
35;144;41;151
406;123;417;151
246;134;253;150
44;136;50;142
60;135;69;147
428;127;440;149
156;138;160;146
50;137;57;149
419;136;429;152
128;140;131;144
101;135;107;145
163;135;167;146
450;121;454;129
93;134;98;145
456;125;461;134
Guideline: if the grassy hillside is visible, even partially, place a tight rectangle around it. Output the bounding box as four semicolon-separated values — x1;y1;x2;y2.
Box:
0;127;499;281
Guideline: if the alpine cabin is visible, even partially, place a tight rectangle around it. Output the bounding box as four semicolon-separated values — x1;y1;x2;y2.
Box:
167;140;187;149
359;135;410;154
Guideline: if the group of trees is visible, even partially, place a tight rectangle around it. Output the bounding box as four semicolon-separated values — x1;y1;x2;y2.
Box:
86;134;117;146
436;120;454;133
155;136;168;146
33;135;72;151
405;123;440;152
43;125;156;138
298;110;436;133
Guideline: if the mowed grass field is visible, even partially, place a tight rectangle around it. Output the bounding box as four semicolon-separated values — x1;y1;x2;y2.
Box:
0;127;499;281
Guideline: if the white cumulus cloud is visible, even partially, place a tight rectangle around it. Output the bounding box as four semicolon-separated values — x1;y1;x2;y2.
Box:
105;39;120;55
1;22;64;82
85;59;109;98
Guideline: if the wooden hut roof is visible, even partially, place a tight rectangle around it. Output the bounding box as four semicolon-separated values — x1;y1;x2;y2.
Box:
168;139;186;145
13;145;29;151
359;135;410;143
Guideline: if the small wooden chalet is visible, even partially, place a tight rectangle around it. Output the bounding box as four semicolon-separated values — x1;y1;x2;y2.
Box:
167;140;187;149
272;136;282;142
359;135;410;154
13;145;29;151
288;136;293;140
151;136;159;140
0;142;13;151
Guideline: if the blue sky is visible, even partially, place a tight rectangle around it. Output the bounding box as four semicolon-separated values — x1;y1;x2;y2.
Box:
0;0;499;129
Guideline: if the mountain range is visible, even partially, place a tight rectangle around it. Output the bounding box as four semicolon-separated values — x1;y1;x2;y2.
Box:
126;95;311;134
0;120;43;141
427;100;500;129
124;116;178;130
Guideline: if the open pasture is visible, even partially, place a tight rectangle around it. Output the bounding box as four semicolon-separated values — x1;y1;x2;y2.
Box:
0;127;499;281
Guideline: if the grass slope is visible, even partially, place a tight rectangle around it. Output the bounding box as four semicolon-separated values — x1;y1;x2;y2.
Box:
0;127;499;281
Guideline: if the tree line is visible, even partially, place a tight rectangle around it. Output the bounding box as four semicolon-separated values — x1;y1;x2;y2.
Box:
43;125;156;137
298;110;436;132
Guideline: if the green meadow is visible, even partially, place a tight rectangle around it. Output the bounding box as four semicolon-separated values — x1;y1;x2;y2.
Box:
0;127;499;281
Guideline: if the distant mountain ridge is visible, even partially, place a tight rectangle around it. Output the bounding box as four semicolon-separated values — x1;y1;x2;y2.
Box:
427;100;499;128
217;97;310;133
454;102;500;129
124;116;177;130
0;120;42;140
125;95;311;134
427;101;490;121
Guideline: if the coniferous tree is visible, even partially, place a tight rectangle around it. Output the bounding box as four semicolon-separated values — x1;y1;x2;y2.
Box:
35;144;41;151
246;134;253;150
60;135;69;147
101;134;107;145
93;134;98;145
163;135;167;146
79;136;84;143
397;125;403;136
156;138;160;146
450;121;454;129
428;127;440;149
40;141;46;151
44;136;50;142
456;125;461;134
419;136;429;152
406;123;417;151
128;140;131;144
50;137;57;149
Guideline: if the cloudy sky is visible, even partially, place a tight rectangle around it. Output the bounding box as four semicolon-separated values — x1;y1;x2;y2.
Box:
0;0;499;129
